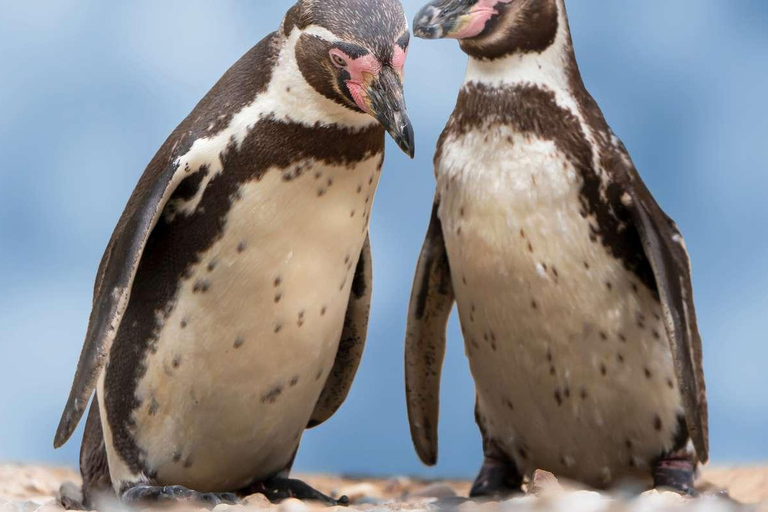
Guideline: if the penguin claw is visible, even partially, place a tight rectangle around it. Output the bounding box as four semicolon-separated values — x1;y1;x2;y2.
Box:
249;477;348;506
121;485;238;508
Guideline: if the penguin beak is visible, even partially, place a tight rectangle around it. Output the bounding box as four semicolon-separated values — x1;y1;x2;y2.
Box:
413;0;494;40
366;67;415;158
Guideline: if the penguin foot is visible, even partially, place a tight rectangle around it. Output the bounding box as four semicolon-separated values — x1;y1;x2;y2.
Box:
653;456;698;496
249;477;349;506
121;485;238;508
469;456;524;499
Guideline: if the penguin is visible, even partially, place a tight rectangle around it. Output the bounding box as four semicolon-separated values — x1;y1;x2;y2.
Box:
405;0;708;497
54;0;414;507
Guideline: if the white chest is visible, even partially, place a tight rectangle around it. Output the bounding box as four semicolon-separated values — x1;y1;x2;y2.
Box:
437;129;683;486
100;154;381;491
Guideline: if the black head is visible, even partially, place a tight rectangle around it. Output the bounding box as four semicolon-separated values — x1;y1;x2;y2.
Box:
284;0;415;157
413;0;560;60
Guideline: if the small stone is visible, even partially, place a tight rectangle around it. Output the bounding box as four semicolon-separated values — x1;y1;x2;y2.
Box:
334;483;381;503
241;493;270;508
528;469;562;497
278;498;308;512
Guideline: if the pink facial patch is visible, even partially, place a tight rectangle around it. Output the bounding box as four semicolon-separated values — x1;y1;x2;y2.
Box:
392;45;408;75
452;0;512;39
330;49;382;112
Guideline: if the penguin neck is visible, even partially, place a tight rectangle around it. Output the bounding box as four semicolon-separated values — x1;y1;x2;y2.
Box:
257;28;378;131
462;2;584;101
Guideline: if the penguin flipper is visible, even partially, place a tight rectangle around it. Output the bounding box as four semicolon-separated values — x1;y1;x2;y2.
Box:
54;135;193;449
308;235;373;428
404;197;455;466
624;179;709;464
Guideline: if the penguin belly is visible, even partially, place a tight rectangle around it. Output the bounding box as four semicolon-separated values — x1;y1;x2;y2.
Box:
99;155;381;492
437;129;685;487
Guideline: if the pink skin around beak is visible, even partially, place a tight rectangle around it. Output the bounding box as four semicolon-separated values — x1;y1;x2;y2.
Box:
329;49;382;113
452;0;512;39
329;46;415;158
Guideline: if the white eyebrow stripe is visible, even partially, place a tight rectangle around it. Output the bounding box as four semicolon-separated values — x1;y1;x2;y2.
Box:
302;25;340;42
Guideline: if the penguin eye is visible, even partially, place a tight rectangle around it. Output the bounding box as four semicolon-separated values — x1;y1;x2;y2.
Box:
330;53;348;68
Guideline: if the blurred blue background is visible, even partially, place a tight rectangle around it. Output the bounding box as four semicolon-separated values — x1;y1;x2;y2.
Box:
1;1;767;478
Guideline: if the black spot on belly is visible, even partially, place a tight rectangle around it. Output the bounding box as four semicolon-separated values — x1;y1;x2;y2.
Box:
652;329;661;340
606;281;613;291
531;300;538;310
527;242;534;253
317;188;327;197
172;452;182;463
290;375;300;387
180;319;188;329
625;439;633;449
616;353;625;363
274;276;282;287
297;310;305;327
193;280;210;293
518;447;529;460
183;457;194;469
315;369;323;381
580;388;588;400
274;293;282;303
148;397;160;416
262;385;284;404
554;390;563;406
654;415;663;431
274;323;283;334
667;378;675;389
599;331;608;341
584;261;590;270
600;363;607;376
505;399;514;411
320;305;327;316
234;336;245;349
645;367;652;378
550;365;556;376
618;333;627;343
172;356;182;369
237;241;247;253
207;259;218;272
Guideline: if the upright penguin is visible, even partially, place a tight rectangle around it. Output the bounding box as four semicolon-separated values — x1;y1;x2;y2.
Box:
405;0;708;496
54;0;414;507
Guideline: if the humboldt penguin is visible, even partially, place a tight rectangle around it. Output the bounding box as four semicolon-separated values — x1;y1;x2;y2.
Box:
405;0;708;497
54;0;414;507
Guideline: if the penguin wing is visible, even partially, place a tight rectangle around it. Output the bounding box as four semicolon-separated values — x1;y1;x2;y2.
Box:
404;198;455;466
618;150;709;463
308;236;373;428
54;135;193;449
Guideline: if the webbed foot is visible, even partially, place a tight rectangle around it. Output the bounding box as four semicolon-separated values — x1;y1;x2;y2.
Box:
653;456;698;496
249;477;348;506
469;456;524;499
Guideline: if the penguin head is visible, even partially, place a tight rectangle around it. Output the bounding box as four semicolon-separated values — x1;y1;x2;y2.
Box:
285;0;415;158
412;0;561;60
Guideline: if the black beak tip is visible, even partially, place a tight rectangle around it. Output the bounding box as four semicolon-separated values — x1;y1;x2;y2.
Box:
396;122;416;159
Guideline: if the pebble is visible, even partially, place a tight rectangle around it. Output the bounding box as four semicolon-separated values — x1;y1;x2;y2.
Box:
278;498;308;512
335;483;381;503
528;469;562;497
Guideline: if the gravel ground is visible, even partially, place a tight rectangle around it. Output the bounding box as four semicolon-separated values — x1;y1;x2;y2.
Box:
1;465;766;512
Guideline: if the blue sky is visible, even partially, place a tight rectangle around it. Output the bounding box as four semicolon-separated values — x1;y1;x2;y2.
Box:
0;1;766;477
